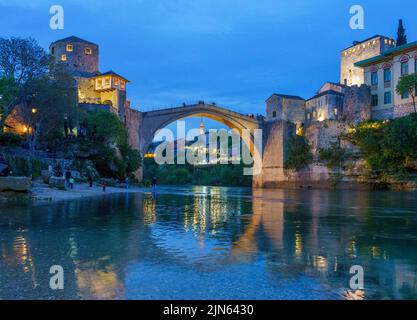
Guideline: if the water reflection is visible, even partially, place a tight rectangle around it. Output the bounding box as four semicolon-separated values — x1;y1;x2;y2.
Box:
1;188;417;299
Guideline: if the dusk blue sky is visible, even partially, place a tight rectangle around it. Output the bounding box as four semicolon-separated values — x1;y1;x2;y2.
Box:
1;0;416;137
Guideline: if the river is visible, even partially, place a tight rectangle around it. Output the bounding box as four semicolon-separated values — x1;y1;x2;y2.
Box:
1;186;417;300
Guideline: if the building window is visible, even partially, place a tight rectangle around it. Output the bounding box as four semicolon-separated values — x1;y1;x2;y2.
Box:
384;91;392;105
307;112;311;120
66;44;73;52
383;69;391;82
114;78;119;86
371;94;378;107
313;111;317;119
105;77;110;86
97;79;102;87
85;47;92;55
61;54;67;61
333;108;338;116
272;111;277;118
371;72;378;85
401;62;409;76
402;91;409;100
120;81;125;89
51;47;55;54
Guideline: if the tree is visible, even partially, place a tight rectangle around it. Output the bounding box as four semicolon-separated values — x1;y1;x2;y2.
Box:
284;136;313;171
0;37;50;135
396;73;417;113
24;64;78;150
0;77;19;132
396;19;407;47
0;37;49;85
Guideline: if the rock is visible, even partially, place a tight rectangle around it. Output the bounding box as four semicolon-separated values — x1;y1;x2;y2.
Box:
49;176;66;190
0;177;31;192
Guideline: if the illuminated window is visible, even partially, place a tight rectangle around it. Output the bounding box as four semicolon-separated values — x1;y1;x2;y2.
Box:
85;47;92;55
334;108;338;116
105;77;110;86
114;78;119;86
66;44;73;52
121;81;125;89
97;79;102;87
61;54;67;61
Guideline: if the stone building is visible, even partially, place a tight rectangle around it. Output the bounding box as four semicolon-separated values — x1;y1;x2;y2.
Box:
355;40;417;119
305;82;345;124
265;94;305;132
49;36;130;119
340;35;395;87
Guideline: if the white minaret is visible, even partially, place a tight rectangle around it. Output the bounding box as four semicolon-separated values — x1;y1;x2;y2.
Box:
199;118;205;135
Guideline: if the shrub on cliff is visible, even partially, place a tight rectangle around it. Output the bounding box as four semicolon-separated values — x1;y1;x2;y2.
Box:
348;114;417;177
78;110;141;180
284;136;313;171
319;142;351;170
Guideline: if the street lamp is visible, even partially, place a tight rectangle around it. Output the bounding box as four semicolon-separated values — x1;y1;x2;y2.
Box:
32;107;37;114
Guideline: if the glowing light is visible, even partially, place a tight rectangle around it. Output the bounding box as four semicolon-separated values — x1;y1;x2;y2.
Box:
31;108;37;114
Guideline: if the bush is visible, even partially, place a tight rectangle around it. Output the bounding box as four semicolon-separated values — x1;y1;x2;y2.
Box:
0;132;22;146
3;155;44;179
319;143;351;169
348;114;417;177
284;136;313;171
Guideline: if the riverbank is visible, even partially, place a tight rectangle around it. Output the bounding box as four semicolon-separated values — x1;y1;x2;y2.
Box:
31;180;149;203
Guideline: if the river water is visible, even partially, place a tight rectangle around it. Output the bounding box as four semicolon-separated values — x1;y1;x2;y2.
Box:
1;186;417;300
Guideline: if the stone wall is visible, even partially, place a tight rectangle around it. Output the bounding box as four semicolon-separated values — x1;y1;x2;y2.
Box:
125;107;143;181
342;85;372;124
373;107;394;120
50;39;99;76
304;120;349;158
394;103;416;118
253;120;294;188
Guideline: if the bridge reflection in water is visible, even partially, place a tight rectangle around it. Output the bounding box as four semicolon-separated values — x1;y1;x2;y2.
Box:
1;187;417;299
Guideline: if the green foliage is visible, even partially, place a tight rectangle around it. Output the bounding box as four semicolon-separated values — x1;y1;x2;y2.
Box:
3;155;44;179
85;110;127;145
319;143;351;169
143;158;252;187
78;111;142;180
348;114;417;177
396;74;417;113
0;77;19;131
284;136;313;171
0;132;22;146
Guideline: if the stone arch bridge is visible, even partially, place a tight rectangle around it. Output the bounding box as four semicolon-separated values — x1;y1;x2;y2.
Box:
127;103;295;187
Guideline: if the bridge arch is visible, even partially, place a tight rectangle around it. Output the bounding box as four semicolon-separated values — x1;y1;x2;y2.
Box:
139;103;263;159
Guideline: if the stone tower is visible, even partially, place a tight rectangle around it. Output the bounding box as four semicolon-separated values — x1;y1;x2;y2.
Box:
340;35;394;87
49;36;99;76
